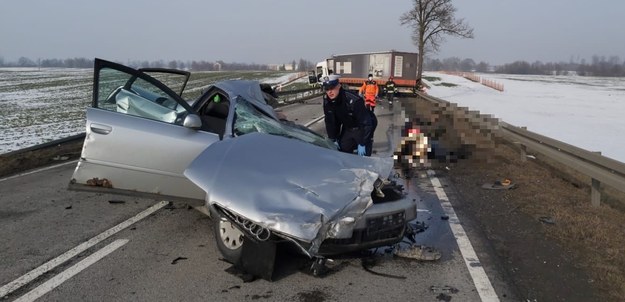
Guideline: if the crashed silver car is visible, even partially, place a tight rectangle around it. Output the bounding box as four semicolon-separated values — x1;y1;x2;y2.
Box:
69;58;417;273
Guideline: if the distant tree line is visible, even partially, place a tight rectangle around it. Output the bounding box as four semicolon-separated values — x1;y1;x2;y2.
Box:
8;54;622;76
0;57;94;68
0;56;316;72
424;55;625;77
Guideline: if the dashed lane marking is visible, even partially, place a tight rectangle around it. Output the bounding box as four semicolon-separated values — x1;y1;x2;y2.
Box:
427;170;500;302
0;201;168;298
13;239;129;302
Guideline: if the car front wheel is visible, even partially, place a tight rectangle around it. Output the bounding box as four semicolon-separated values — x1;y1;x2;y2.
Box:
211;208;245;264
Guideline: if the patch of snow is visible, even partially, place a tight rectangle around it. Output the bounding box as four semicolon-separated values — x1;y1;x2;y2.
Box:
257;72;302;85
424;72;625;163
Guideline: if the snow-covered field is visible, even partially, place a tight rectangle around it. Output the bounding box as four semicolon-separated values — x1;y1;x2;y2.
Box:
0;68;92;153
424;72;625;163
0;68;299;154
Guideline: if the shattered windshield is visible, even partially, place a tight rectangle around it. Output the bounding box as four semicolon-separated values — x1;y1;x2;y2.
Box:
233;97;335;150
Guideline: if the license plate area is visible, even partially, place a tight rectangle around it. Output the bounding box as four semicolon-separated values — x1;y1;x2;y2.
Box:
364;211;405;241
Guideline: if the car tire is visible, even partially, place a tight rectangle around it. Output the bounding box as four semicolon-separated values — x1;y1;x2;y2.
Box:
211;207;245;264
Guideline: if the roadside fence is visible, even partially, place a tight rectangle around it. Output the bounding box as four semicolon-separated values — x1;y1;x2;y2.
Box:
440;71;504;92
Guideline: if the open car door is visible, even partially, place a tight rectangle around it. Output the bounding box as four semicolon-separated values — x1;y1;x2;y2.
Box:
69;58;221;202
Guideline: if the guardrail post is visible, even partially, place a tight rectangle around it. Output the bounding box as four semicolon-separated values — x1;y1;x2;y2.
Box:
591;178;601;207
513;142;527;162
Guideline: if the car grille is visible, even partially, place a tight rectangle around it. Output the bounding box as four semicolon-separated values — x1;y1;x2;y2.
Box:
364;211;406;241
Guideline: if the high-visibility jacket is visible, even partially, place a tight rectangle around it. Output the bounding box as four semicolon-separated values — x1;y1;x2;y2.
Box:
359;80;379;107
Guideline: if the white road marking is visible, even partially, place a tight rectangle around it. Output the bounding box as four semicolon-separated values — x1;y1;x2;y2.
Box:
13;239;129;302
0;160;77;183
304;115;324;127
0;201;168;298
427;170;500;302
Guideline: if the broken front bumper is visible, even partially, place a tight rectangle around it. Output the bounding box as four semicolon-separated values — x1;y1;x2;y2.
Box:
318;194;417;255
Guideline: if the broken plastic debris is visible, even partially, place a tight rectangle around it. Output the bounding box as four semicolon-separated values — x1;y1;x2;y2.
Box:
394;244;441;261
361;257;406;279
171;257;188;264
538;216;556;225
430;285;459;294
481;178;516;190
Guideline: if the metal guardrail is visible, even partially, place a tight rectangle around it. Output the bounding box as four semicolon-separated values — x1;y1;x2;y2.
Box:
1;133;86;157
276;86;324;104
419;92;625;206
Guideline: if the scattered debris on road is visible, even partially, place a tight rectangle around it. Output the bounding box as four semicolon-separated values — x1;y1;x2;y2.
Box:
171;256;188;264
394;244;442;261
361;256;406;279
85;177;113;188
482;178;516;190
538;216;556;225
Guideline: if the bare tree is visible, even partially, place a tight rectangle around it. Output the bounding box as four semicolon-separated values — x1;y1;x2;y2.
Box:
400;0;474;80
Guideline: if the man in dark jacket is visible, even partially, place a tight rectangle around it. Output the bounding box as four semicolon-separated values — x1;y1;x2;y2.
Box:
321;75;376;156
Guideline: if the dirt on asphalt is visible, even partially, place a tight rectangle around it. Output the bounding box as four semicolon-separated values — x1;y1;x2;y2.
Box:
408;96;625;302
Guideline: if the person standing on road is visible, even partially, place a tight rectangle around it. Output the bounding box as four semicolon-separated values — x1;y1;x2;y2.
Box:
385;76;397;104
322;75;376;156
359;73;379;112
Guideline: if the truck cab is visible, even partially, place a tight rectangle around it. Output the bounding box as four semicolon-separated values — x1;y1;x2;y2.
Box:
308;61;334;85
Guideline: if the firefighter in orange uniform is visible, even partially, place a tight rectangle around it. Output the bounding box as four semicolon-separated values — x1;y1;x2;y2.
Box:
359;73;379;112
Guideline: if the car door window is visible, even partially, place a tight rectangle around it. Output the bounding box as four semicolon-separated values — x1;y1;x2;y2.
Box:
97;67;188;124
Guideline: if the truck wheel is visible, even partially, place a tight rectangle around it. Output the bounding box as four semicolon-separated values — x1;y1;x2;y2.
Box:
211;208;245;264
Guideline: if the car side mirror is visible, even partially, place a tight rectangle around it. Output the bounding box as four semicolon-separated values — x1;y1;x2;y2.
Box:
183;114;202;129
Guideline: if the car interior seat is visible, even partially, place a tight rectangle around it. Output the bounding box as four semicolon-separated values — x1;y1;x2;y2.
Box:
200;94;229;137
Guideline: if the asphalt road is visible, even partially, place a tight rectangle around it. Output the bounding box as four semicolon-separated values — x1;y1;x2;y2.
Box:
0;97;517;301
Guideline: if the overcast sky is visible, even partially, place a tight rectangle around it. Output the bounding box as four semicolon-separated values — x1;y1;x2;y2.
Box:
1;0;624;65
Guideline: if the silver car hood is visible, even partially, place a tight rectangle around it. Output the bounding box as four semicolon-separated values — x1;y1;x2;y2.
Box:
183;132;393;255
